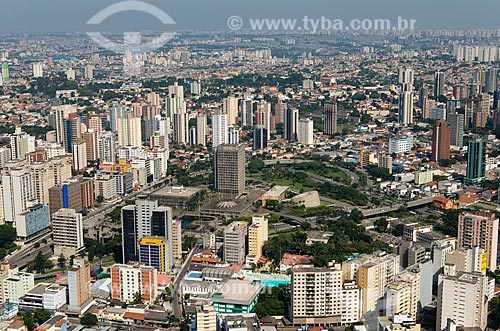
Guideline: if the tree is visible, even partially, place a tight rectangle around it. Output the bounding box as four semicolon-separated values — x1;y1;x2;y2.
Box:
19;311;36;331
57;254;66;268
248;159;265;173
0;225;16;249
28;252;53;273
392;224;404;236
374;218;388;233
96;196;104;203
80;313;98;326
34;308;51;325
131;291;144;304
350;209;363;222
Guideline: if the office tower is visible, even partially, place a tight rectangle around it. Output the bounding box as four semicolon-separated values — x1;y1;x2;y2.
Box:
52;209;84;258
253;125;268;150
190;80;201;95
122;201;178;269
2;169;35;225
284;108;299;141
342;252;400;315
436;268;489;331
67;257;91;311
466;138;486;183
275;101;287;124
99;131;116;163
399;91;414;125
324;102;338;135
446;99;461;116
223;97;239;126
255;106;272;140
9;127;35;160
48;179;94;215
117;112;142;147
384;268;420;320
214;144;245;195
166;82;185;119
139;237;169;273
448;113;464;147
290;262;344;326
32;63;43;78
430;107;446;120
15;205;50;241
66;68;75;80
240;98;253;127
434;71;446;97
298;118;314;145
431;120;451;162
168;82;184;101
196;114;207;146
484;67;498;93
388;136;413;154
418;85;429;108
64;114;82;153
83;130;99;161
72;140;87;171
172;111;188;145
1;62;9;83
84;65;94;80
494;91;500;110
88;115;103;133
147;92;161;107
223;221;248;265
457;211;499;271
110;263;158;303
212;113;228;148
246;216;268;265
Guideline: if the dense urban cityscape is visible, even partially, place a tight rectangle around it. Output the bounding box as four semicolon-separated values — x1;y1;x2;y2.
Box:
0;4;500;331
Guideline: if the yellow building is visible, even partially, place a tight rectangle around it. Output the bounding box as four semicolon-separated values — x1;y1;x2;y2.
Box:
246;216;269;265
139;237;169;272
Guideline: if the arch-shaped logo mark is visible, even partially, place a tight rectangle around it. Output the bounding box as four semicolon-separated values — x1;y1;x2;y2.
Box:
86;0;176;54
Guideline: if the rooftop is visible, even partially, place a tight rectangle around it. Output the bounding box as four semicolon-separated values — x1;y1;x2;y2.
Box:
212;279;262;305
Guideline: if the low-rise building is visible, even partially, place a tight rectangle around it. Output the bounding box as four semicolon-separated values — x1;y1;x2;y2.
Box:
211;279;262;314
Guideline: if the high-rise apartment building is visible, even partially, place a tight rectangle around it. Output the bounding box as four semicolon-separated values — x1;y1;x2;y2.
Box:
246;216;268;265
434;71;446;97
110;263;158;303
2;169;35;225
457;211;499;271
67;257;92;312
33;63;44;78
223;97;239;126
99;131;116;163
448;113;464;147
399;91;414;125
290;262;344;326
212;113;228;149
384;268;420;320
117;113;142;147
240;98;253;127
214;144;245;195
466;138;486;183
196;114;207;146
298;118;314;145
431;120;451;162
72;140;87;171
253;125;268;150
324;102;338;135
52;209;84;258
436;268;489;331
223;221;248;265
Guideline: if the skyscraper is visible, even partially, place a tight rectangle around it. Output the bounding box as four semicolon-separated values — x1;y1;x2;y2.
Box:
434;71;446;97
284;108;299;142
2;169;35;225
324;102;338;135
64;114;81;153
298;118;314;145
275;101;287;124
212;113;228;149
67;257;92;312
484;67;498;93
448;113;464;147
99;131;116;163
117;112;142;148
240;98;253;127
253;125;268;150
246;216;268;265
1;62;9;83
32;63;43;78
431;120;451;162
457;211;499;271
399;91;414;125
223;221;248;265
228;126;240;145
195;114;207;146
466;138;486;183
52;208;84;258
223;97;239;126
214;144;245;195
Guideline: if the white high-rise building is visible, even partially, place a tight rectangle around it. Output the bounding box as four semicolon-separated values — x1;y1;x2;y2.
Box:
385;268;421;320
9;127;35;160
66;68;75;81
52;208;84;258
223;97;239;126
224;221;248;265
2;169;35;225
212;113;228;148
84;65;94;80
398;67;415;85
72;140;87;172
117;113;142;147
291;262;344;326
436;268;490;331
228;126;240;145
190;81;201;95
399;91;414;125
298;118;314;145
196;114;207;146
32;63;44;78
99;131;116;163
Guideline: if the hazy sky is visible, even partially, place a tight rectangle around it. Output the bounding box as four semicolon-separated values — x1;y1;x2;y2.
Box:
1;0;499;33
